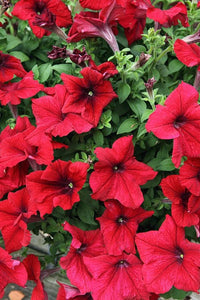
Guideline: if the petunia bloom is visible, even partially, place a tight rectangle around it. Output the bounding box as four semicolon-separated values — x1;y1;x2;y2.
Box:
97;199;154;255
147;2;189;28
32;84;94;137
0;51;26;82
0;71;44;105
61;67;117;127
26;159;89;217
179;158;200;196
146;81;200;167
56;282;92;300
161;175;200;227
89;136;157;209
118;0;152;45
84;252;150;300
0;247;27;298
136;215;200;294
174;39;200;71
67;1;123;52
12;0;72;38
22;254;47;300
0;188;37;252
60;222;106;294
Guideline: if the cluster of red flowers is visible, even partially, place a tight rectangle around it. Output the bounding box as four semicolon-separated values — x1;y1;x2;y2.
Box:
0;0;200;299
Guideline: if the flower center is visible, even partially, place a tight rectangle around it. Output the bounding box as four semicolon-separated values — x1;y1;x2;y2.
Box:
173;115;187;129
76;243;87;254
88;90;93;97
116;215;128;224
61;180;74;194
116;260;129;268
113;163;124;173
175;247;184;263
181;189;191;210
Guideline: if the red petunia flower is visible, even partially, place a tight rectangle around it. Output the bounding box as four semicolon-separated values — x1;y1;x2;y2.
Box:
89;59;118;79
32;84;93;137
179;158;200;196
0;247;27;298
89;136;157;209
22;254;47;300
118;0;152;45
26;159;89;217
0;161;29;199
79;0;112;10
61;67;117;127
161;175;200;227
0;51;26;83
97;199;154;255
84;252;150;300
0;188;37;253
56;282;92;300
0;117;54;173
136;215;200;294
146;81;200;168
147;2;189;28
174;39;200;71
198;1;200;8
12;0;72;38
67;1;123;52
0;71;44;105
60;222;106;294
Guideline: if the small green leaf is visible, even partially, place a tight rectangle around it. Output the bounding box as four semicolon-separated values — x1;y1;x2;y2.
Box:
93;130;104;146
6;35;22;51
39;63;52;83
168;59;183;74
9;51;29;62
128;99;146;119
157;158;175;171
52;64;72;74
77;202;97;225
117;118;138;134
118;82;131;103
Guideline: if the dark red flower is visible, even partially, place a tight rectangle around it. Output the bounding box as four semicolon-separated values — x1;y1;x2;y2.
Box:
136;215;200;294
161;175;200;227
61;67;117;127
97;199;154;255
84;253;150;300
0;71;44;105
0;247;27;298
56;282;92;300
32;84;93;137
174;39;200;71
79;0;112;10
0;161;29;199
0;117;54;172
0;188;37;252
89;136;157;209
67;1;123;52
179;158;200;196
26;160;89;217
146;81;200;167
0;51;26;83
60;222;106;294
198;1;200;8
89;59;118;79
12;0;72;38
22;254;47;300
147;2;189;28
118;0;152;45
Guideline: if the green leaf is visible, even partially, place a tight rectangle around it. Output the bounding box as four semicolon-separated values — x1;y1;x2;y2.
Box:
161;287;190;299
128;99;146;119
32;64;39;79
38;63;52;83
9;51;29;62
168;59;183;74
117;118;138;134
118;82;131;103
77;202;97;225
93;130;104;146
6;35;22;51
52;64;72;74
157;158;175;171
131;45;146;56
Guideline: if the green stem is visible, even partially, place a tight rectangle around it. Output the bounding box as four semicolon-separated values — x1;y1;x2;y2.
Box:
155;45;172;63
